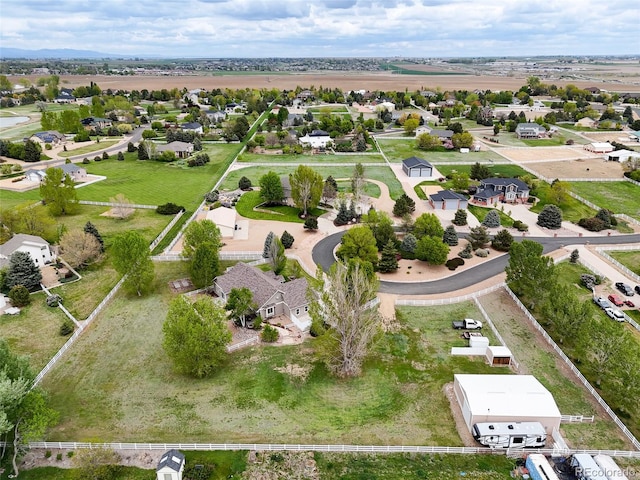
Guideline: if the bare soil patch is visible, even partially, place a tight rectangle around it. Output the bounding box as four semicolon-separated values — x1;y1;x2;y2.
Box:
514;157;625;180
499;147;589;162
443;383;477;447
21;449;163;470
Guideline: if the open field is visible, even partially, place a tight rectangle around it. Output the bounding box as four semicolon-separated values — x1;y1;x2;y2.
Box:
478;288;631;450
78;147;238;209
41;266;505;444
376;139;504;163
221;165;405;199
0;293;69;372
58;140;119;157
608;250;640;276
571;181;640;220
435;163;531;179
517;157;626;181
237;152;386;163
42;72;640;94
498;146;593;162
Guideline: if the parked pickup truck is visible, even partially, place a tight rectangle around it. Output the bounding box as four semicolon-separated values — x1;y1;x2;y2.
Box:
452;318;483;330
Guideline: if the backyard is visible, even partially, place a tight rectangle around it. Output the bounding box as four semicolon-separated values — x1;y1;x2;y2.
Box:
41;269;504;445
376;138;504;163
234;190;326;223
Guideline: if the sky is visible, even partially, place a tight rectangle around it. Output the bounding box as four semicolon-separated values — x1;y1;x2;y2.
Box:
1;0;639;58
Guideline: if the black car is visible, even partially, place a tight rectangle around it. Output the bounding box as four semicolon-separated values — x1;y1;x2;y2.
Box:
615;282;634;296
636;285;640;295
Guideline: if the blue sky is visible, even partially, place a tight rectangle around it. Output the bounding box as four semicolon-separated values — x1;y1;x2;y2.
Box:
2;0;638;57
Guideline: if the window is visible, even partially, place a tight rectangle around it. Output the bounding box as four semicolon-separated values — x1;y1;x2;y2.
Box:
164;474;173;480
512;437;523;444
267;306;274;317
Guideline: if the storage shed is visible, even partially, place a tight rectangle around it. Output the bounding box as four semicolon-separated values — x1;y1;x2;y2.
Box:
402;157;433;177
428;189;468;210
453;374;561;434
156;449;185;480
486;346;513;366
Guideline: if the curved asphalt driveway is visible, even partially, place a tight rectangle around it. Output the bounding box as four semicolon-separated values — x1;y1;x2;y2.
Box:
312;231;640;295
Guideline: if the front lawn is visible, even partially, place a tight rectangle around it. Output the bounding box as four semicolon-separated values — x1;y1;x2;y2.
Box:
530;183;597;222
79;146;238;210
571;181;640;221
41;269;501;444
235;190;325;223
221;165;405;199
467;204;514;227
608;250;640;276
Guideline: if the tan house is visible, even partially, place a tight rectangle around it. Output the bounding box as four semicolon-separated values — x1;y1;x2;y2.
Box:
156;141;194;159
213;262;311;330
25;163;87;183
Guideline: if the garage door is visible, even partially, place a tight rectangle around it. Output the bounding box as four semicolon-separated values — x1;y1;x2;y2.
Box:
410;169;420;177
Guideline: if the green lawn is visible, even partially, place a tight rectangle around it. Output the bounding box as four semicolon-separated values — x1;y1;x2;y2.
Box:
376;138;504;163
530;183;597;222
608;250;640;276
221;165;405;199
237;152;385;163
571;181;640;221
41;267;502;444
4;466;151;480
435;163;532;179
0;293;69;372
467;204;515;227
235;190;325;223
306;105;350;113
78;145;238;209
0;188;42;210
336;179;381;198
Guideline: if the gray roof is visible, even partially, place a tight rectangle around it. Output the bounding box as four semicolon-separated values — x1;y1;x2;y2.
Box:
402;156;432;169
309;129;329;137
215;262;309;310
429;190;467;202
32;130;65;143
156;449;185;472
515;122;546;132
472;187;501;200
480;177;529;191
429;129;454;138
0;234;49;258
59;163;83;174
181;122;202;130
157;141;194;153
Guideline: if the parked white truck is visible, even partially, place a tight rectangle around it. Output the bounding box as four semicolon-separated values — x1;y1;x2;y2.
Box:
452;318;483;330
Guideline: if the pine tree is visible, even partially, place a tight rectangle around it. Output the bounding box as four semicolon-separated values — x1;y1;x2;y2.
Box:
468;225;490;250
491;229;514;252
452;209;468;226
458;243;473;259
443;225;459;246
349;200;357;221
84;221;104;252
537;204;563;229
262;231;275;258
400;233;418;253
6;251;42;291
378;240;399;273
335;200;351;226
482;209;501;228
570;249;580;264
281;230;294;249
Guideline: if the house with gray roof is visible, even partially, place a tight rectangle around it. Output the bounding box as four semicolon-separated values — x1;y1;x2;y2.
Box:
156;449;185;480
213;262;311;330
157;141;194;159
402;157;433;177
25;163;87;183
472;178;530;205
429;190;468;210
515;122;547;139
180;122;203;134
0;234;55;269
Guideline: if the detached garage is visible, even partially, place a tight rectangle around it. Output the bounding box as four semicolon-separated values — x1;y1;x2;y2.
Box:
453;374;561;435
402;157;433;177
429;189;468;210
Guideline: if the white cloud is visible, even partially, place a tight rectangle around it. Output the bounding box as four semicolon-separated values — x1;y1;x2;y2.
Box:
0;0;637;56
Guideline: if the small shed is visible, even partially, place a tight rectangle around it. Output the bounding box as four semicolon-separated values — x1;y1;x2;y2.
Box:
156;449;185;480
486;345;512;366
469;336;489;349
402;157;433;177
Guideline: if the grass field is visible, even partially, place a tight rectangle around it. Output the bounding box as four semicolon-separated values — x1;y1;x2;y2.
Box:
336;179;381;198
435;163;531;179
237;152;386;163
467;204;515;227
0;293;69;371
571;181;640;221
78;145;238;209
376;138;504;163
235;190;325;223
0;189;42;210
478;287;631;450
41;266;504;444
608;250;640;276
58;139;119;157
530;183;597;223
221;165;405;199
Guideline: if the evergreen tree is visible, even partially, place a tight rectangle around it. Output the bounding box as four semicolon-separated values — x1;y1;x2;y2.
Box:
392;193;416;217
335;199;351;226
84;221;104;252
400;233;417;253
470;162;491;180
443;225;459;246
482;209;501;228
348;200;357;221
378;240;399;273
570;249;580;263
468;225;490;250
117;151;125;161
262;231;275;258
6;252;42;291
304;217;318;230
281;230;294;249
537;204;563;229
458;243;473;259
491;229;514;251
452;209;468;226
8;284;31;307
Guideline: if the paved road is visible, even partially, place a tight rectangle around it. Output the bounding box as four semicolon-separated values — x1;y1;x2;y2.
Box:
312;231;640;295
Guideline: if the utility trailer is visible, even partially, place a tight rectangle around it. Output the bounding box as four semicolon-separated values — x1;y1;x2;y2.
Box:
570;454;607;480
472;422;546;448
525;454;560;480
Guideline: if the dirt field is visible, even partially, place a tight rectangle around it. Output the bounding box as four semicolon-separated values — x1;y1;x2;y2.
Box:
498;146;592;162
44;72;640;93
516;157;625;180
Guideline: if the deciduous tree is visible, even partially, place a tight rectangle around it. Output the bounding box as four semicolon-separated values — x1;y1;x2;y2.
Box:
39;167;78;216
350;163;366;209
336;225;379;267
413;213;444;239
415;236;449;265
505;239;555;308
111;231;154;296
189;242;219;288
290;165;323;217
162;296;231;378
225;287;256;327
309;261;381;377
182;220;221;259
59;230;103;269
259;171;284;205
268;235;287;275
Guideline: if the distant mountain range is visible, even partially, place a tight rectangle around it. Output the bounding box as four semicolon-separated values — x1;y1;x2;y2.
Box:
0;48;138;59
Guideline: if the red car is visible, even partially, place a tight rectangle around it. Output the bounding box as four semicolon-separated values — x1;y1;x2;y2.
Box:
624;300;635;308
608;294;624;307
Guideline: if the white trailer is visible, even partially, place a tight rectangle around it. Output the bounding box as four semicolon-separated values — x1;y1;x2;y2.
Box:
525;454;560;480
472;422;546;448
570;454;607;480
594;454;628;480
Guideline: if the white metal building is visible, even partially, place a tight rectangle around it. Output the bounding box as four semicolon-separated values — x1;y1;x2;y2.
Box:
453;374;561;434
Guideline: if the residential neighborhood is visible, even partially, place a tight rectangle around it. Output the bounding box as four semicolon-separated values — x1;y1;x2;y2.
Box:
1;60;640;479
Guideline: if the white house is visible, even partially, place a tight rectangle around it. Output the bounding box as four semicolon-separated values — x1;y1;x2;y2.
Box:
205;206;237;238
453;374;562;435
180;122;203;134
25;164;87;183
156;449;185;480
605;149;640;162
0;234;55;269
584;142;614;154
299;129;331;149
515;123;547;139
